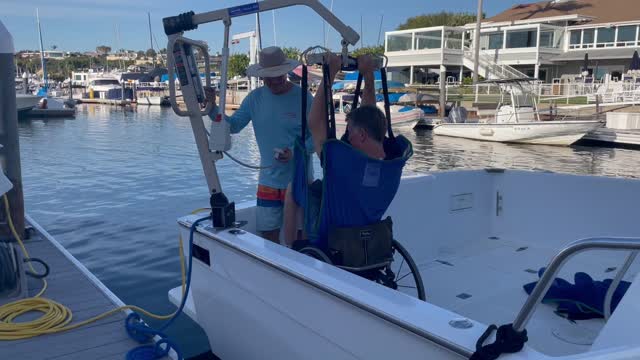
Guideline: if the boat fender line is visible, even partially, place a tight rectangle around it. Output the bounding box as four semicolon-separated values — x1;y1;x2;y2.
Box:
125;215;210;360
469;323;528;360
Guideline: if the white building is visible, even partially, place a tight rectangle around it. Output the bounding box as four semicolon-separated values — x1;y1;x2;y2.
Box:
385;0;640;84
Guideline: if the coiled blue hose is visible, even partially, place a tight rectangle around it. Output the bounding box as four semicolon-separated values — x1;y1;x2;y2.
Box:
126;215;210;360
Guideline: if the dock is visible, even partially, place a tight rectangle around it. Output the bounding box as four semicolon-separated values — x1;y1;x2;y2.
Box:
77;99;131;106
0;215;175;360
20;108;76;119
582;128;640;148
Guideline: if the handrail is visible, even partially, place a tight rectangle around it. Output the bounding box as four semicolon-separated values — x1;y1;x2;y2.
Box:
604;251;637;320
462;46;528;80
513;237;640;332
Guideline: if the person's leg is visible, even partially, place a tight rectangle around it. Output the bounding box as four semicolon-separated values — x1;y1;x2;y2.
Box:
283;184;301;247
256;185;286;244
261;229;280;243
256;205;283;244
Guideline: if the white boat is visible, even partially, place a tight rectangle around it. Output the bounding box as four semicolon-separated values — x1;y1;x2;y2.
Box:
434;79;602;146
137;95;169;106
434;120;603;146
170;170;640;360
88;77;121;99
16;94;42;112
334;104;423;136
163;3;640;360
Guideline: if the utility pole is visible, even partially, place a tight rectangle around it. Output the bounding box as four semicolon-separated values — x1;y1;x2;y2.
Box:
0;21;25;237
472;0;484;84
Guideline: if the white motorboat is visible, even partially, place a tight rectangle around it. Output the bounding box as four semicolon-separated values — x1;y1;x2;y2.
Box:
434;120;603;146
137;95;169;106
433;79;602;146
87;77;122;99
170;170;640;360
163;3;640;360
334;104;423;136
16;94;42;112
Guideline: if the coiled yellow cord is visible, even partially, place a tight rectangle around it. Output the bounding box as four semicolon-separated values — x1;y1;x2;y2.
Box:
0;195;188;340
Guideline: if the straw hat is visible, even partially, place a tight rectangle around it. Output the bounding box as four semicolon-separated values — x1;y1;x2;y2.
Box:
246;46;299;78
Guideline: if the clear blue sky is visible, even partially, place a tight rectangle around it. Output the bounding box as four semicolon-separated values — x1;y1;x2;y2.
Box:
2;0;528;53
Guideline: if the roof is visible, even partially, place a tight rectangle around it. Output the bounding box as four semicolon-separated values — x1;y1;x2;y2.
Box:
551;48;638;61
486;0;640;26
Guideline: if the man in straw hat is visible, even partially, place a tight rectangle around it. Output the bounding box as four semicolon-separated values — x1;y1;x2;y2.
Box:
206;46;314;244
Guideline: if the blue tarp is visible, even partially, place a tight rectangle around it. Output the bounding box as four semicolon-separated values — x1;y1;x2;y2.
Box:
332;80;406;91
344;70;382;81
524;268;631;320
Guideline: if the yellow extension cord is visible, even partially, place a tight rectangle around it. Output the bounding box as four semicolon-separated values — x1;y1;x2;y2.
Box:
0;195;199;341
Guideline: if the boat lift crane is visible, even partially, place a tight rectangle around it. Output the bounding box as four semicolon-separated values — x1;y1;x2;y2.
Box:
231;31;259;91
164;0;360;226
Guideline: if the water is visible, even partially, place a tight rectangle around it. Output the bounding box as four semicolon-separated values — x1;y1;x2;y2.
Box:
17;104;640;357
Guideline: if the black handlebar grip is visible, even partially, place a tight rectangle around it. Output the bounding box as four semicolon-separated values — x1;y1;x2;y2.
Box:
163;11;197;35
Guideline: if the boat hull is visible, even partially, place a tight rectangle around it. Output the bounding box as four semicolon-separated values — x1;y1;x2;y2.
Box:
433;121;603;146
16;94;42;112
178;214;471;360
335;108;423;136
138;96;169;106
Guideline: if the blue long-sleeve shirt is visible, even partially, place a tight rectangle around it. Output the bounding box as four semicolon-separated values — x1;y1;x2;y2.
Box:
210;84;314;189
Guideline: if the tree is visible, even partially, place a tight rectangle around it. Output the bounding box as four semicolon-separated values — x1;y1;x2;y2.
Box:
281;47;301;61
96;45;111;55
228;54;250;79
146;48;157;58
51;45;58;50
396;12;481;30
351;45;384;58
136;50;145;58
159;48;167;54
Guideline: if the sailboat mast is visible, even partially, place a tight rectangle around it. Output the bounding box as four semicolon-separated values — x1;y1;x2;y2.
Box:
147;12;155;66
36;8;47;90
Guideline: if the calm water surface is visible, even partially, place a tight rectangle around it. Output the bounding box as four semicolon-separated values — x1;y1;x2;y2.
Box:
18;104;640;357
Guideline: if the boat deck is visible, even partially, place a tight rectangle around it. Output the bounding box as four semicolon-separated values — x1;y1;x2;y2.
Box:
407;236;640;357
0;218;160;360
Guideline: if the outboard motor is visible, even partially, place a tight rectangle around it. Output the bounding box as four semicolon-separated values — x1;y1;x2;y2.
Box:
448;106;468;123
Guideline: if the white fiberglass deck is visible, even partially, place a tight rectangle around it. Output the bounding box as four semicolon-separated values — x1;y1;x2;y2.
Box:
414;235;639;356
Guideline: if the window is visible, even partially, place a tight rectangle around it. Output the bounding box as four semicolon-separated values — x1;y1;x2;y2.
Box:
387;34;413;52
596;27;615;47
506;30;537;48
539;31;555;48
415;30;442;50
91;79;120;86
617;25;637;46
488;33;504;49
480;33;503;50
570;30;581;45
582;29;595;48
443;29;463;50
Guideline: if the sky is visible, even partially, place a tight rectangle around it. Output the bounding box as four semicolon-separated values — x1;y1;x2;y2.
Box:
1;0;530;54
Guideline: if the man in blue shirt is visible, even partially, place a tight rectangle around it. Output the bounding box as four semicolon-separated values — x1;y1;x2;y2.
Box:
207;47;313;243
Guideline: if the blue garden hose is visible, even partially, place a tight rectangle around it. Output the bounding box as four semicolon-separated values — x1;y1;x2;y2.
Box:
125;215;211;360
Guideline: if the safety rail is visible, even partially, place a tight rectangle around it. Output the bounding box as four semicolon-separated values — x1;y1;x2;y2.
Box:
463;46;528;80
513;237;640;332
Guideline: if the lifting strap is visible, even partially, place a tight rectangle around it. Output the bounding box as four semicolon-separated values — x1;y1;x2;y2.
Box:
469;323;528;360
301;64;308;143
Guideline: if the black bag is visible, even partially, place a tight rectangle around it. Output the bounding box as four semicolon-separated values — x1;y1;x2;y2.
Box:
328;217;394;269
